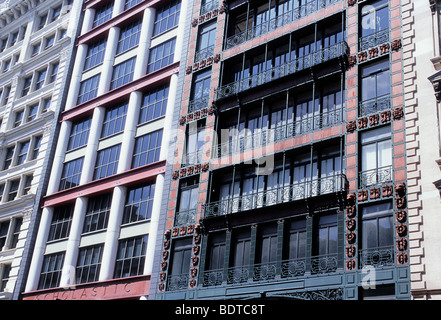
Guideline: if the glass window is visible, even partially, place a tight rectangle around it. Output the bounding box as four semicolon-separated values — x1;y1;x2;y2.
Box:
360;0;389;43
195;22;216;61
14;109;24;128
84;38;107;70
22;175;33;195
45;34;55;49
168;237;192;289
153;0;181;36
117;19;142;54
110;57;136;89
22;76;32;96
76;244;104;284
0;264;11;292
31;42;41;56
147;38;176;73
190;70;211;112
77;74;100;104
0;221;10;250
124;0;142;10
48;204;74;241
17;140;30;165
361;202;394;249
38;252;65;290
122;183;156;224
315;214;338;256
51;5;62;22
360;59;390;110
7;179;20;201
68;117;91;151
49;61;59;83
2;59;10;73
10;217;22;249
93;144;121;180
3;146;14;170
59;157;84;190
101;102;128;138
27;104;39;122
114;235;148;279
184;121;205;165
38;13;48;30
83;193;112;233
92;2;114;28
139;85;169;124
132;129;163;168
35;68;47;90
206;233;226;272
31;135;43;160
285;219;307;260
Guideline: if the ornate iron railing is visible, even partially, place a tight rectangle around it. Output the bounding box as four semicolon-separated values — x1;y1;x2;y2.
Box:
216;41;349;100
203;174;347;218
359;165;392;188
359;246;394;268
359;94;391;117
359;29;390;51
167;273;189;291
194;44;215;63
174;209;197;226
188;96;210;113
182;148;206;167
310;253;338;274
281;258;307;278
202;269;224;287
200;0;219;15
225;0;341;50
252;262;277;282
216;108;344;158
227;266;249;284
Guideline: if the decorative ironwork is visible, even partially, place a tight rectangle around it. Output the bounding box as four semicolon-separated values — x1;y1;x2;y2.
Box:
253;262;277;281
281;258;307;278
167;274;189;291
174;209;197;226
225;0;341;50
194;45;215;63
359;95;391;116
359;246;395;268
188;97;210;113
203;174;347;218
359;165;393;188
216;109;343;158
182;149;206;167
310;254;338;274
202;269;224;287
227;266;249;284
200;0;219;15
216;41;349;100
359;29;390;51
279;288;343;300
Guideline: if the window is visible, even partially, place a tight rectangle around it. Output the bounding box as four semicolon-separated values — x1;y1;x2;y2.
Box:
9;217;22;249
195;22;216;61
31;135;43;160
45;34;55;49
230;230;251;283
83;193;112;233
22;175;33;195
2;59;10;73
22;75;32;96
117;19;142;54
77;74;100;104
0;221;9;250
38;252;65;290
7;179;20;201
41;97;51;113
360;59;390;116
360;126;392;187
10;31;18;46
285;219;307;261
68;117;91;151
13;109;24;128
101;102;128;138
124;0;142;10
190;70;211;112
184;121;205;165
27;104;39;122
31;42;41;56
84;38;107;70
139;85;169;124
49;61;59;83
35;68;47;90
168;237;192;290
38;13;48;30
132;129;163;168
147;38;176;73
17;140;30;165
153;0;181;36
255;224;278;280
114;235;148;279
0;184;4;202
1;86;10;106
176;178;199;225
59;157;84;190
76;244;104;284
93;144;121;180
122;183;156;224
360;0;389;51
0;264;11;292
314;214;338;257
48;204;74;241
51;5;62;22
361;202;394;250
110;57;136;89
92;2;114;28
0;37;7;52
205;233;226;274
3;146;14;170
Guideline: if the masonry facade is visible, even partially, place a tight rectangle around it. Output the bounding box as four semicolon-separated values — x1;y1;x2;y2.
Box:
154;0;411;300
21;0;190;300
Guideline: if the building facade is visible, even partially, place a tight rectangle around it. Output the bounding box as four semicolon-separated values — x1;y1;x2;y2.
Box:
0;0;82;300
21;0;191;300
153;0;411;300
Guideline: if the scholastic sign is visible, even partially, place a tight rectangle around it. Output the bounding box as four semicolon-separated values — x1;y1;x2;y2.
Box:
22;275;150;300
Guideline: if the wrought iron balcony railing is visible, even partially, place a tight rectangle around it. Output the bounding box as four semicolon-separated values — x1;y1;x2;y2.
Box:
359;165;392;188
225;0;342;50
216;109;344;158
359;94;391;117
188;96;210;113
182;148;206;167
194;44;215;63
167;273;189;291
281;258;307;278
200;0;219;15
174;209;197;226
310;253;338;274
203;174;347;218
216;41;349;101
359;246;395;268
359;29;390;51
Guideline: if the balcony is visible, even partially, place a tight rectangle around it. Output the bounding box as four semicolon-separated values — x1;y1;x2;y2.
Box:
225;0;342;50
215;41;349;101
359;94;391;117
174;209;197;226
216;109;344;158
359;165;392;188
203;174;348;219
359;29;389;52
359;246;395;268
